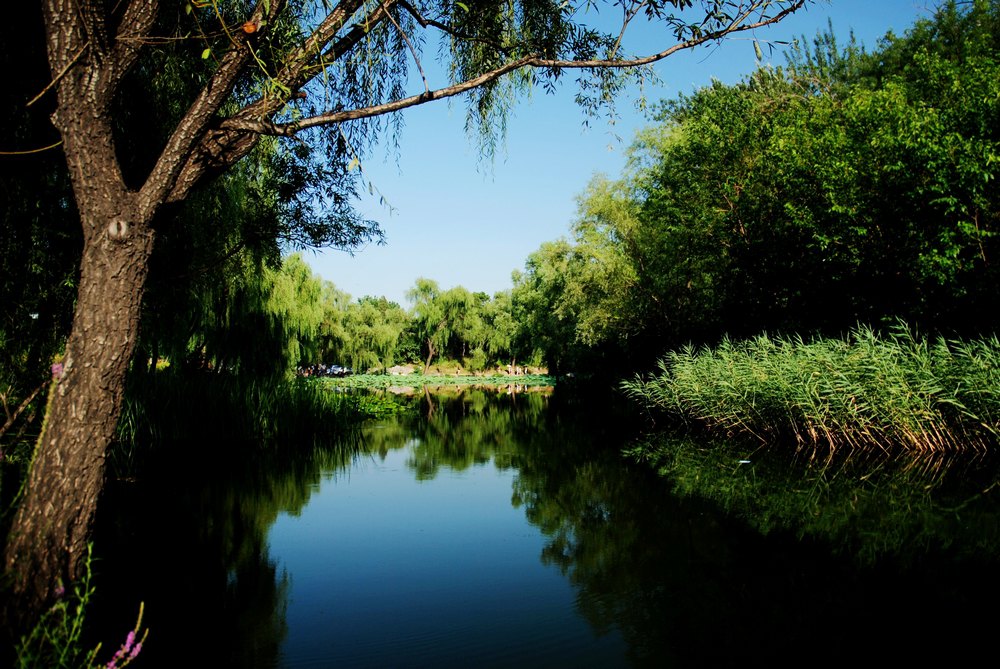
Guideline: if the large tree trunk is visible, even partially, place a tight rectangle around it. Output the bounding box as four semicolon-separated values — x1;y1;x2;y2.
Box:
2;0;252;631
3;210;154;624
0;0;164;627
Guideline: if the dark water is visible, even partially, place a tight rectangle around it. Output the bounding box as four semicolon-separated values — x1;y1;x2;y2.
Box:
93;387;1000;668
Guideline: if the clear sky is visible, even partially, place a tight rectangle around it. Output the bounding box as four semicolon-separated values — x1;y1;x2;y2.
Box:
303;0;937;307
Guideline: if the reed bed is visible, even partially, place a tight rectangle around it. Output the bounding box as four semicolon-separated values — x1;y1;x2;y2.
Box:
622;325;1000;453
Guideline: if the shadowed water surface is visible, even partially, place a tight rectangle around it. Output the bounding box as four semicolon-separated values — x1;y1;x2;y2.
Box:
93;387;1000;667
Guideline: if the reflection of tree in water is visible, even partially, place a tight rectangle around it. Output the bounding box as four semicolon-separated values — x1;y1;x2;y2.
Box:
569;436;1000;664
633;437;1000;566
92;435;365;668
413;390;1000;667
359;388;552;479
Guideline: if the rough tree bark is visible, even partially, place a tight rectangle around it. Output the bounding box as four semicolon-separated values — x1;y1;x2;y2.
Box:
3;211;154;617
1;0;159;622
2;0;220;626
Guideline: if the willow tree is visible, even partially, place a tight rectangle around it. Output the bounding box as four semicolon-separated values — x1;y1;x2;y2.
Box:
407;277;451;372
3;0;809;622
342;296;410;372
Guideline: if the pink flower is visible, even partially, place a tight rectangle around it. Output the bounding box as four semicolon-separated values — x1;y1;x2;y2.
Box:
51;363;64;380
105;627;144;668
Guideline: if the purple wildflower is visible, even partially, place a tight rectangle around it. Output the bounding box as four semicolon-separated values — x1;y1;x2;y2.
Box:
106;626;144;668
51;363;64;380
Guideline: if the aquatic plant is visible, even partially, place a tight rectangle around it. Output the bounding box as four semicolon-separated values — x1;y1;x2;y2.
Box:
623;324;1000;453
344;391;416;418
317;373;556;391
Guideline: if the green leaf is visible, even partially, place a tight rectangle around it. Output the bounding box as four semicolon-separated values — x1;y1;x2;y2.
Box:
201;47;212;60
456;2;469;12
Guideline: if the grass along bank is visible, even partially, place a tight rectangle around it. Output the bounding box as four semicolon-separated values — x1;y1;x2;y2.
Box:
111;371;409;476
622;325;1000;453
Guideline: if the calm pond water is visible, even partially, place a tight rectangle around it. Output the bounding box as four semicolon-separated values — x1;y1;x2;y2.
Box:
93;386;1000;668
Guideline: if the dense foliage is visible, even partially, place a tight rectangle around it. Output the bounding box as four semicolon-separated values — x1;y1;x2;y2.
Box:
512;0;1000;374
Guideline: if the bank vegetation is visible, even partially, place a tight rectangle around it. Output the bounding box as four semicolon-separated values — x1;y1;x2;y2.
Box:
623;325;1000;452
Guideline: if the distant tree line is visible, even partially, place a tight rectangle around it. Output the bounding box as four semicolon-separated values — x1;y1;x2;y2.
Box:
147;257;546;378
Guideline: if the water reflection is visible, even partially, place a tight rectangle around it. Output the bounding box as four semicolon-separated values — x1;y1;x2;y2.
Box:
93;387;1000;667
631;435;1000;566
92;436;365;668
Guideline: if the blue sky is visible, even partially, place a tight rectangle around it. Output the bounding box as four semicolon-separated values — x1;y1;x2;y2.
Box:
304;0;936;306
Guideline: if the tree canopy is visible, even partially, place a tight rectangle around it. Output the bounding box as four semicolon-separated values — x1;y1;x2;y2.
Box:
512;0;1000;374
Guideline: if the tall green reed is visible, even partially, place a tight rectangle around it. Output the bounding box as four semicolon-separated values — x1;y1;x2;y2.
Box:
623;324;1000;453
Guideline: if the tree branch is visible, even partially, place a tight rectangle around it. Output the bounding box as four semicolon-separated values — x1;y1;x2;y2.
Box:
43;0;89;76
230;0;388;125
26;40;89;108
77;0;110;57
382;0;430;95
174;0;805;203
0;382;46;444
139;0;281;216
611;1;645;58
223;54;539;134
107;0;160;92
397;0;512;54
174;0;398;196
223;0;806;135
